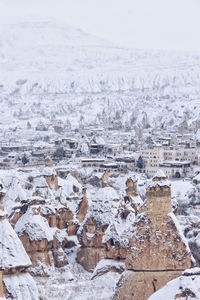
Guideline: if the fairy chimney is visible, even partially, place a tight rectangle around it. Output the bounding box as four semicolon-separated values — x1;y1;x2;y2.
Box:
77;187;89;223
146;170;171;218
126;177;138;197
101;169;109;188
43;157;58;190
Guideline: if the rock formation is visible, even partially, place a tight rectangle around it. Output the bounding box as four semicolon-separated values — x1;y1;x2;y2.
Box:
12;198;78;272
77;187;89;223
113;170;193;300
125;176;143;212
0;182;38;299
0;164;194;299
43;157;58;191
77;186;120;271
125;177;138;197
7;167;89;275
76;169;193;299
101;169;109;188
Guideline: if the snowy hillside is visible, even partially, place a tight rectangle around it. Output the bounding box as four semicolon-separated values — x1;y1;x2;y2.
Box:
0;17;200;131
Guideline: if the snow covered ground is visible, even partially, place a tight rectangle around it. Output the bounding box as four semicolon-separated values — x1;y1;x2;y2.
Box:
35;248;120;300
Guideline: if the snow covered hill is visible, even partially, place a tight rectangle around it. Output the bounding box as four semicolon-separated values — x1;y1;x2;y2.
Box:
0;17;200;132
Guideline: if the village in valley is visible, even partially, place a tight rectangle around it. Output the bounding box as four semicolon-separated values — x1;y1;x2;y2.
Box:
1;16;200;300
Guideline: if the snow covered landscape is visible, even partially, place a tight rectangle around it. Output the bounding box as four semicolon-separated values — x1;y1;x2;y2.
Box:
0;0;200;299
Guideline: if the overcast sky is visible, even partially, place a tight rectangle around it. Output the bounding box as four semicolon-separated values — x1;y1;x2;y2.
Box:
0;0;200;52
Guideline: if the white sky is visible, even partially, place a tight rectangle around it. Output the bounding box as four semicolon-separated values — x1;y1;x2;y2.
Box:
0;0;200;51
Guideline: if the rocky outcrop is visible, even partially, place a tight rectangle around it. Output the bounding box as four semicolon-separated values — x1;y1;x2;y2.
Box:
113;171;193;300
125;176;143;212
125;177;138;197
77;188;89;223
0;183;38;299
77;216;108;271
10;170;88;273
75;170;193;298
101;169;109;188
3;273;38;300
77;185;130;271
76;169;147;273
14;204;71;270
53;247;68;268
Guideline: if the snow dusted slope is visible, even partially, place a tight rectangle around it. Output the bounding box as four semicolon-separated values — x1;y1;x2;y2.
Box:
0;214;31;269
0;17;113;80
0;17;200;130
1;17;200;84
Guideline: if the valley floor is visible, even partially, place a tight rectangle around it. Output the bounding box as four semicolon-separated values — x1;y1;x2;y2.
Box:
35;248;120;300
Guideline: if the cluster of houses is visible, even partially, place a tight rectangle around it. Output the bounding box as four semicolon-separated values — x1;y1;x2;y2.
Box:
0;124;199;180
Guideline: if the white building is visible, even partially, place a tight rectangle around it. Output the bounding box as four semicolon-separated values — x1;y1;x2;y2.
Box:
140;146;195;178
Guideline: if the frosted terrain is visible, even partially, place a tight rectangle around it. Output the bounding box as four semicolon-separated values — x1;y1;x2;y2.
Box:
0;16;200;300
0;18;200;136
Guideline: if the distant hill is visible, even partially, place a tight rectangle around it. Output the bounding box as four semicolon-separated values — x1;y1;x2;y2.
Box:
0;17;200;133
